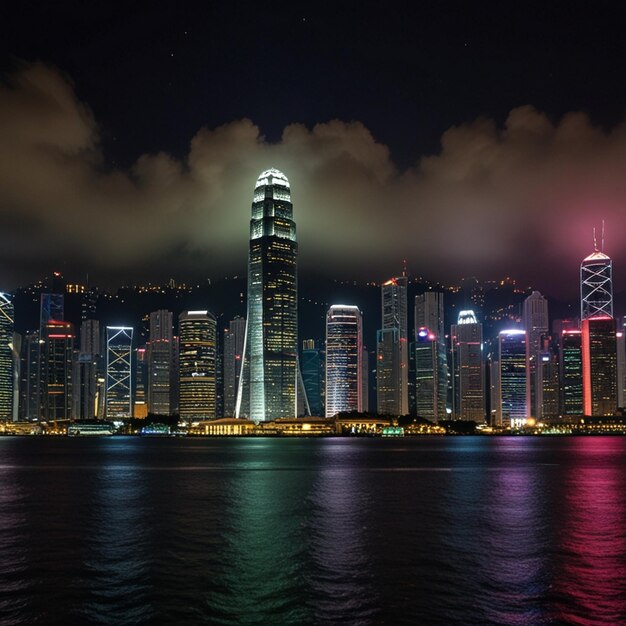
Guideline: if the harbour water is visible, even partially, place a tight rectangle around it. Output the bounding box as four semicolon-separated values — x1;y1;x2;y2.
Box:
0;436;625;625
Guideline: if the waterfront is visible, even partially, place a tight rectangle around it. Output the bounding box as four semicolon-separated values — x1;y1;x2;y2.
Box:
0;437;625;625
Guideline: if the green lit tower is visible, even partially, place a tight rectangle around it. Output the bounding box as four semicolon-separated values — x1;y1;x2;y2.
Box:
237;169;298;421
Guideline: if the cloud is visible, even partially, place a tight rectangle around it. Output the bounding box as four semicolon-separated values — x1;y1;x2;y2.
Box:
1;63;626;297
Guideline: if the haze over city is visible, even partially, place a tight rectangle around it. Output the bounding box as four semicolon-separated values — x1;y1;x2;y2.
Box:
2;2;626;295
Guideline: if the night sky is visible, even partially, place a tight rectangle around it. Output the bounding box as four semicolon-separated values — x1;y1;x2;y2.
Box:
1;1;626;297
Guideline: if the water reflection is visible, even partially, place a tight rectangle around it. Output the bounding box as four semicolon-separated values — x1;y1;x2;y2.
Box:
552;437;626;625
306;440;378;625
208;439;314;625
481;438;550;625
81;440;153;624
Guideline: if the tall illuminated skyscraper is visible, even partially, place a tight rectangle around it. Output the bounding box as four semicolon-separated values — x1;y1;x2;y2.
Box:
415;292;447;417
523;291;549;418
581;251;613;320
148;309;173;416
377;277;408;415
179;310;216;420
74;319;100;420
559;329;583;416
43;320;74;420
325;305;363;417
498;330;527;426
106;326;133;418
0;294;15;421
450;310;485;422
237;169;299;421
579;243;618;416
582;316;617;416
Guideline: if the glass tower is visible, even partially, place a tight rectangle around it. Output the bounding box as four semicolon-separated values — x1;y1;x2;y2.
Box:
179;310;216;420
0;294;14;421
325;305;363;417
498;330;527;426
237;169;298;421
581;251;613;320
106;326;133;418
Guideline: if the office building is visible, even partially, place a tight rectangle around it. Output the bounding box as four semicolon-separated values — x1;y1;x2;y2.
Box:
237;169;299;421
0;294;15;421
498;330;527;427
325;305;363;417
148;310;173;415
106;326;133;418
179;310;216;420
582;316;617;416
523;291;548;417
450;310;485;422
415;292;448;416
377;277;408;415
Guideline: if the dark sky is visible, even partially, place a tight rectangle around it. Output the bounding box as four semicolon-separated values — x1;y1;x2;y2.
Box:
1;1;626;297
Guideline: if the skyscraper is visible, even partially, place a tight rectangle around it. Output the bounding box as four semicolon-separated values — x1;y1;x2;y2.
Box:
237;169;299;421
106;326;133;418
450;310;485;422
582;317;617;416
581;251;613;320
74;319;100;420
523;291;549;418
415;327;444;421
0;294;15;421
179;310;216;420
325;305;363;417
377;276;408;415
415;292;447;417
301;339;322;416
42;320;74;421
223;316;245;417
559;329;583;417
148;309;173;416
498;330;527;427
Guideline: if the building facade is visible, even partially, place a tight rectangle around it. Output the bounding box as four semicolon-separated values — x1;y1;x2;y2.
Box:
106;326;133;418
237;169;299;421
450;310;485;422
325;305;363;417
179;310;216;420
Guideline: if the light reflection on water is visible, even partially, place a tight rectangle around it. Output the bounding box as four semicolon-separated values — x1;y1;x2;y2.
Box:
0;436;624;624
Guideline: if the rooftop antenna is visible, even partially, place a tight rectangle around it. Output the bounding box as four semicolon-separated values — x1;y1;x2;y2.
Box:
602;219;605;252
593;227;598;252
402;259;407;277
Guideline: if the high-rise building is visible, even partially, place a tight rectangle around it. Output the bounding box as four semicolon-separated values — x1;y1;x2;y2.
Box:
73;319;100;420
223;316;245;417
19;332;41;421
523;291;549;417
0;294;15;421
134;346;149;418
237;169;299;421
377;277;408;415
498;330;527;427
106;326;133;418
179;310;216;420
325;305;363;417
361;346;369;412
538;341;559;420
559;329;583;417
618;322;626;408
450;310;485;422
582;317;617;416
301;339;322;416
415;327;446;421
148;310;173;416
415;292;447;416
42;320;74;421
581;251;613;320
